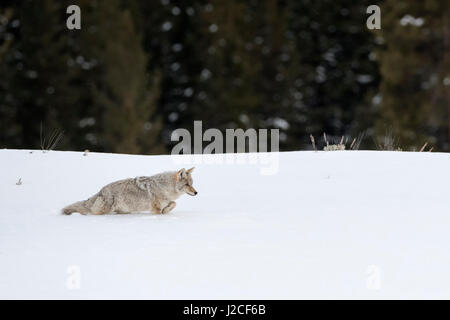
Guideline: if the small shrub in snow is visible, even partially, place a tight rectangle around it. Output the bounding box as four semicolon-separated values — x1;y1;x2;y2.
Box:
374;128;402;151
40;123;64;153
324;144;346;151
309;132;364;151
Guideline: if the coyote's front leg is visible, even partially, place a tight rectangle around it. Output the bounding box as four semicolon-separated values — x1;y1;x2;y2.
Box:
151;201;162;214
161;201;176;214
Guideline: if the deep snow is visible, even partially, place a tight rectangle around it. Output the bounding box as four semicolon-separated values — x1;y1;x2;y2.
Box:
0;149;449;299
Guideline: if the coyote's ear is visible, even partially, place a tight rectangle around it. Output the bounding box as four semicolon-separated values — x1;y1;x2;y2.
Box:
176;168;186;180
187;167;195;174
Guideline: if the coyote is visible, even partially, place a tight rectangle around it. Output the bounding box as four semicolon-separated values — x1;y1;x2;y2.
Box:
62;168;197;215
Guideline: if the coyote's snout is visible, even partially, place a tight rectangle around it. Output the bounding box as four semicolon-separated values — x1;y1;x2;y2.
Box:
63;168;197;215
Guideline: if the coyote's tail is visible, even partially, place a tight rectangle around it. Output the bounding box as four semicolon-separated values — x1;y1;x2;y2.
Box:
62;200;89;215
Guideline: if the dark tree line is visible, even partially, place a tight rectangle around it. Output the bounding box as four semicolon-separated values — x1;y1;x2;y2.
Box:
0;0;448;153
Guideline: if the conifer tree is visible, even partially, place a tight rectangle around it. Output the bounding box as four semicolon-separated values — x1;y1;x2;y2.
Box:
0;0;78;149
285;0;380;148
81;0;164;154
193;0;299;151
376;0;450;150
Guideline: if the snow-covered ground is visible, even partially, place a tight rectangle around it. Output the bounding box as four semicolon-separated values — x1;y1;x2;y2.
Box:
0;149;449;299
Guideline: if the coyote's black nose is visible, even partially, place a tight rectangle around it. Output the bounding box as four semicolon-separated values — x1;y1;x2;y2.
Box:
194;191;198;195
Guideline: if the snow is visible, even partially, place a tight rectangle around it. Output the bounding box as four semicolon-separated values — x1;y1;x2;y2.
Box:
0;149;449;299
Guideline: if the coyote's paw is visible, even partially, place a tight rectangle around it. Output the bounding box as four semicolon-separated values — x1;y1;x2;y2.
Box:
162;201;176;214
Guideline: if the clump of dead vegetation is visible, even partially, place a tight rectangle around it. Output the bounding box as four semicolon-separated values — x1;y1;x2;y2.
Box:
309;129;433;152
374;129;433;152
40;123;64;153
373;128;402;151
310;132;365;152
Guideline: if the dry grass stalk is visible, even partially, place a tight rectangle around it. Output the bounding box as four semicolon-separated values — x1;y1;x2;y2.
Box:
310;134;317;152
40;123;64;152
323;132;329;146
350;138;356;149
419;142;428;152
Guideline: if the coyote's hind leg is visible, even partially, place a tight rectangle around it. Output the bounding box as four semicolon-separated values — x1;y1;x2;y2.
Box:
162;201;176;214
90;195;110;215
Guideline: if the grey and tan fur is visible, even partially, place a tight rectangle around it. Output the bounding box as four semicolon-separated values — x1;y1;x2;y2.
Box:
62;168;197;215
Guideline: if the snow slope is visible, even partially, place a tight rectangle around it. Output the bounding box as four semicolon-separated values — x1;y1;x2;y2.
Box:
0;149;449;299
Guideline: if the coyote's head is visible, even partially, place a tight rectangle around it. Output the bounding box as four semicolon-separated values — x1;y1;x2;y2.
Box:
175;167;197;196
